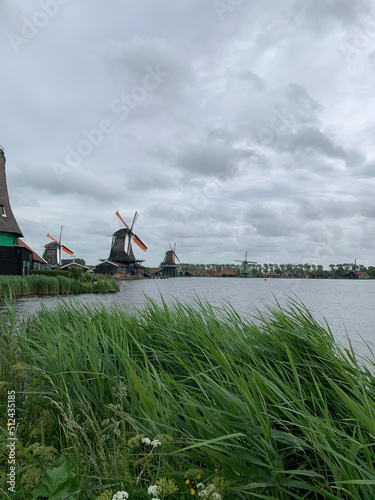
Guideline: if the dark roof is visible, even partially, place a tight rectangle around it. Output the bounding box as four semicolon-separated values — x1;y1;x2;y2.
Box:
0;149;23;236
95;260;120;267
18;239;48;264
56;262;90;270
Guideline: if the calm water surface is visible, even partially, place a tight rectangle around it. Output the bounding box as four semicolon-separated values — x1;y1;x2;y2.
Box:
14;278;375;357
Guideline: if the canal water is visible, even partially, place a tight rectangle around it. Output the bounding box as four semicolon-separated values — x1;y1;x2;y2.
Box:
13;278;375;357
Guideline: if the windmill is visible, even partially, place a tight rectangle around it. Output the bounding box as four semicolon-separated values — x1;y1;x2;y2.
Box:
44;226;74;266
235;251;256;277
108;210;147;274
161;242;180;277
0;146;25;275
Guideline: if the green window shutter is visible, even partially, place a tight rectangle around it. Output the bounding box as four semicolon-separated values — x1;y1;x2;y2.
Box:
0;232;16;246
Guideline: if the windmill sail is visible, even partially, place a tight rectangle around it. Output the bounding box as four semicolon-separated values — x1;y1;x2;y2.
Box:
46;233;74;255
115;210;147;252
110;210;147;262
44;229;74;266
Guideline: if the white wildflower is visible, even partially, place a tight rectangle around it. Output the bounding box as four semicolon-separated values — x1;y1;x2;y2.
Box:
147;484;159;497
112;492;129;500
142;437;151;445
197;483;205;489
151;439;162;447
213;493;221;500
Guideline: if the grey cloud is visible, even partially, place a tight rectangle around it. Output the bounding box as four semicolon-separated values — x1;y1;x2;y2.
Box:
245;204;300;237
9;165;119;202
278;127;348;162
100;36;192;96
239;71;266;91
176;143;254;178
298;196;375;221
349;162;375;177
126;166;178;192
289;0;372;29
298;198;357;221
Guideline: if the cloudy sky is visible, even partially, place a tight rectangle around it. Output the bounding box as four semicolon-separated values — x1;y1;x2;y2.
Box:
0;0;374;267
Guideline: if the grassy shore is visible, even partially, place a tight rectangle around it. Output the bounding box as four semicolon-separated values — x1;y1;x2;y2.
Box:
0;274;119;297
1;299;375;499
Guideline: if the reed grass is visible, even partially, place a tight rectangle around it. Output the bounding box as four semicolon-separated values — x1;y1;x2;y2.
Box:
2;298;375;498
0;274;119;298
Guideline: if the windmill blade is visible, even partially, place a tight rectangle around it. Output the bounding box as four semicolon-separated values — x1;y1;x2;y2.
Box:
61;245;74;256
115;210;130;229
132;234;147;252
47;233;59;244
168;242;179;262
130;211;138;233
173;242;180;262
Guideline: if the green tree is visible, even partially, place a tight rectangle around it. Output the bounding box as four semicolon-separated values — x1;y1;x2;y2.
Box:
335;266;346;278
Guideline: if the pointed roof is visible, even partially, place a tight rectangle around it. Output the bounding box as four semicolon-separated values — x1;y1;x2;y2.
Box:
56;262;90;271
0;148;23;236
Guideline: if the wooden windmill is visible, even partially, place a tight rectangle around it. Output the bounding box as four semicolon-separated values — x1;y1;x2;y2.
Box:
235;251;256;277
161;242;180;277
0;146;29;275
44;226;74;266
109;210;147;274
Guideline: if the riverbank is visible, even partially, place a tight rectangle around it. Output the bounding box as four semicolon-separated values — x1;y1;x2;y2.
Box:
0;274;119;297
1;299;374;498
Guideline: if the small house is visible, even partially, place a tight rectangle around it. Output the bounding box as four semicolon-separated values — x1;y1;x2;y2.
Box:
18;239;48;270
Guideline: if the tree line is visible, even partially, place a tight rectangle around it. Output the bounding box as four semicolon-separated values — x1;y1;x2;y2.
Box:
177;262;375;278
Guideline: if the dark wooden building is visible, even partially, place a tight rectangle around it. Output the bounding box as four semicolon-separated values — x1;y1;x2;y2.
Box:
160;244;180;277
57;262;90;273
94;259;145;277
18;239;48;270
0;147;31;275
43;241;59;266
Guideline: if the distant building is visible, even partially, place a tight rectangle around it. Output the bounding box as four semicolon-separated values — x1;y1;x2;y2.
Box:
148;267;163;278
345;270;357;279
221;267;237;277
357;271;369;279
265;271;278;278
43;242;59;266
94;259;145;277
56;262;90;273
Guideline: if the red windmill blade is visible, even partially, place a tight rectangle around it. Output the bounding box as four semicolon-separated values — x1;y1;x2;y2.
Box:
47;232;74;256
115;210;147;252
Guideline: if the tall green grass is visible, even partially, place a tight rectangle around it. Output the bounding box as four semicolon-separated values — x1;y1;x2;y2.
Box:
2;299;375;498
0;274;119;297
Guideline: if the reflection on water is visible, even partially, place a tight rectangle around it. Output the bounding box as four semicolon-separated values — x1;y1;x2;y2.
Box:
11;278;375;357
